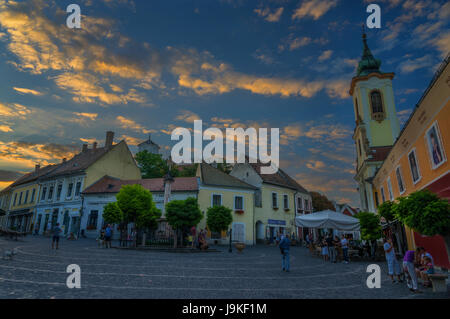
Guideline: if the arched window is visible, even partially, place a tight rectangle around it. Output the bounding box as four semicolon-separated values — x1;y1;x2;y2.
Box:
370;90;383;114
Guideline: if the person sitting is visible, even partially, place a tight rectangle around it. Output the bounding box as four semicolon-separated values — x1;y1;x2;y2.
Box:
420;256;434;288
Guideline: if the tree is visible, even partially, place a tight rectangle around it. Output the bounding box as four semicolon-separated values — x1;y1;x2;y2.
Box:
102;202;123;225
166;197;203;248
116;184;161;246
206;205;233;235
177;164;198;177
393;190;450;259
310;191;335;212
377;200;396;223
356;211;382;241
135;151;177;178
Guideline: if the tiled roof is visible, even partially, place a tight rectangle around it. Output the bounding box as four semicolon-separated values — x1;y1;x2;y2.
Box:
83;175;199;194
249;162;309;194
10;164;61;187
367;146;392;162
42;143;121;180
199;163;257;190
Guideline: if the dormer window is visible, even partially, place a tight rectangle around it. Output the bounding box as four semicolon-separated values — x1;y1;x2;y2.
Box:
370;90;385;121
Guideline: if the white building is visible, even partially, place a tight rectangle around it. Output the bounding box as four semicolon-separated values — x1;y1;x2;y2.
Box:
81;175;199;239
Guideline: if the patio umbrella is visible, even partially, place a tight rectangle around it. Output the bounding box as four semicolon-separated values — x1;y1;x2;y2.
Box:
295;210;360;231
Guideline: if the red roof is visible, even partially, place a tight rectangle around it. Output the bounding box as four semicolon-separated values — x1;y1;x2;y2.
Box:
83;175;199;194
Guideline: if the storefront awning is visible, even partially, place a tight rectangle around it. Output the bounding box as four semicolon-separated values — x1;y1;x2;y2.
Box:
8;209;32;216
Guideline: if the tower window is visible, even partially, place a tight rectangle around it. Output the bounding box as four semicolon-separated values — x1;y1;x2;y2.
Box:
370;90;384;120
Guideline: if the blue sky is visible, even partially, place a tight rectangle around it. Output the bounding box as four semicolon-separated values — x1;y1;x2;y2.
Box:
0;0;449;207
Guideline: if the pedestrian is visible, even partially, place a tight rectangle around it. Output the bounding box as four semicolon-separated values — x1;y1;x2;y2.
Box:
46;221;52;237
279;234;291;272
341;235;349;264
383;238;403;283
420;256;434;288
51;223;62;249
327;234;337;263
403;250;421;293
321;238;329;261
104;224;112;248
275;232;280;245
190;226;197;249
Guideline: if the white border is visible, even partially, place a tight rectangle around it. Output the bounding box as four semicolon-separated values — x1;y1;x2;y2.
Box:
424;120;447;170
407;148;422;185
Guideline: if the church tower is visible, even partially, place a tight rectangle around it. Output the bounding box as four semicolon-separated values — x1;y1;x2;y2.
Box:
349;31;401;212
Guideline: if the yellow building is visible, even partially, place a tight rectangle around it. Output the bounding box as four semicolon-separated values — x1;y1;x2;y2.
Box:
196;163;257;245
33;131;141;236
231;162;311;243
372;55;450;269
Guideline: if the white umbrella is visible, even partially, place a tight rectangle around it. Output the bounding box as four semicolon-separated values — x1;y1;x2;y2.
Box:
295;210;360;231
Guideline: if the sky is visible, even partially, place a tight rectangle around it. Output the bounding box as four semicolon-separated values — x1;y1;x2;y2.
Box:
0;0;449;207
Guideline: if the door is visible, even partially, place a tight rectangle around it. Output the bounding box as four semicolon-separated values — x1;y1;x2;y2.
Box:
232;223;245;243
36;214;42;233
43;214;50;233
63;211;70;235
255;221;265;240
51;209;59;227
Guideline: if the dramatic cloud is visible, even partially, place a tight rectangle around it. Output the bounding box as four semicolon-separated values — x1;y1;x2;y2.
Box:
292;0;338;20
116;116;154;134
254;7;284;22
13;87;44;96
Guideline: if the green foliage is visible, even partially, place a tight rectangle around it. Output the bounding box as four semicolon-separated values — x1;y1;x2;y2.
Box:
356;211;382;241
102;202;123;224
177;164;198;177
206;205;233;233
377;200;396;222
135;151;177;178
393;190;450;237
165;197;203;230
310;191;335;212
116;184;161;229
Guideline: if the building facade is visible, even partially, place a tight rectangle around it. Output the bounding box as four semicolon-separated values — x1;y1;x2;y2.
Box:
230;162;311;243
34;132;141;236
372;55;450;268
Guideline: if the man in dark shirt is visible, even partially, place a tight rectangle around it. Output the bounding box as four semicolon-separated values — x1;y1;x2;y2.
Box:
326;234;337;263
52;223;62;249
279;234;291;272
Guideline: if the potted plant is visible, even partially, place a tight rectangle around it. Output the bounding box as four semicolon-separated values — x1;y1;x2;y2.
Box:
235;242;245;252
235;210;244;215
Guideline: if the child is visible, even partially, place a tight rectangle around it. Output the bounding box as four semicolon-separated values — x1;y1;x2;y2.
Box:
321;238;329;261
420;256;434;287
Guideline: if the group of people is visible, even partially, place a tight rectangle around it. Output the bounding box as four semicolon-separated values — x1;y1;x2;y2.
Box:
188;227;208;251
97;224;113;248
383;237;435;293
306;233;350;264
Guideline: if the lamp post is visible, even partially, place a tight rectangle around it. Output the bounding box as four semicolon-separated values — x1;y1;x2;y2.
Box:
228;228;232;253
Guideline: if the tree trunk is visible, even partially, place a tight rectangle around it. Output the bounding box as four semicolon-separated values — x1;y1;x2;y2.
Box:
444;235;450;266
142;232;146;247
173;229;178;249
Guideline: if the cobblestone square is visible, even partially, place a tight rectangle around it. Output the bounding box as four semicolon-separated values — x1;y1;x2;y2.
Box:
0;237;448;299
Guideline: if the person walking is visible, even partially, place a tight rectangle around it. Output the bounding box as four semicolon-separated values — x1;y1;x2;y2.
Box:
403;250;421;293
383;238;403;283
104;224;112;248
51;223;62;249
279;234;291;272
341;235;349;264
327;234;337;263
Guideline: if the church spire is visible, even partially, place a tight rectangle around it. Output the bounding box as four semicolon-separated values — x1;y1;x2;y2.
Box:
357;26;382;77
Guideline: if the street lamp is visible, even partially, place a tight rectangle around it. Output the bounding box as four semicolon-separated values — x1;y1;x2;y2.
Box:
227;228;232;253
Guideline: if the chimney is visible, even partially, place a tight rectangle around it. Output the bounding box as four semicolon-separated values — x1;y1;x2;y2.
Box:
93;142;97;150
35;164;40;173
82;144;88;152
105;131;114;148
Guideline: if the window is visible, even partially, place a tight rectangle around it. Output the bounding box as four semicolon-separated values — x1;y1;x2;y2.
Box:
19;192;23;205
24;190;29;204
304;198;309;211
13;193;17;206
297;197;303;210
395;166;405;194
425;122;446;169
408;149;421;184
272;192;278;208
41;187;47;201
75;182;82;197
380;186;386;203
375;192;380;208
387;177;394;201
234;196;243;210
283;194;289;210
31;189;35;203
48;185;54;200
56;184;62;200
254;189;262;207
67;183;74;198
87;210;98;229
212;194;222;207
370;90;383;114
